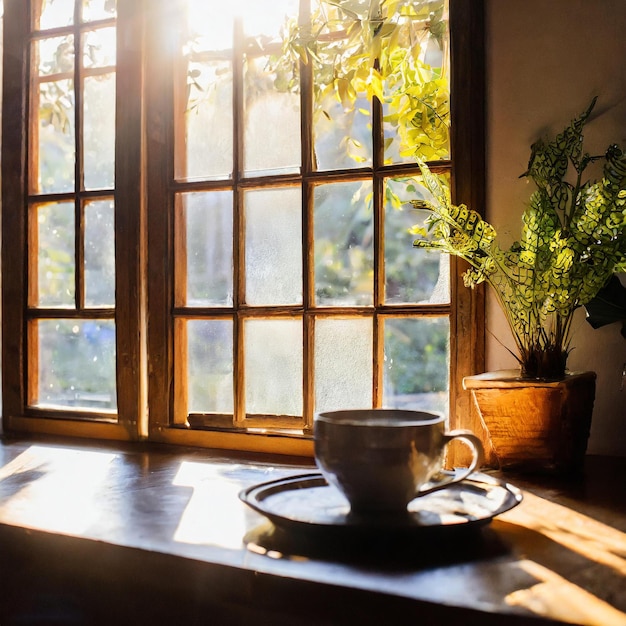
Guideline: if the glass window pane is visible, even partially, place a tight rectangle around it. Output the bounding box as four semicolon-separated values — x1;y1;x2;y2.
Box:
37;0;75;30
84;73;115;190
37;319;117;411
243;55;300;177
245;319;302;416
178;0;233;181
37;79;76;194
382;3;449;163
37;202;75;307
82;0;117;22
186;0;233;53
245;188;302;306
315;318;372;413
242;0;297;39
183;191;233;307
314;92;372;171
188;320;233;413
179;60;233;181
36;36;75;77
385;177;449;304
85;199;115;307
308;0;372;171
383;317;449;416
242;0;300;177
83;27;116;69
314;181;373;306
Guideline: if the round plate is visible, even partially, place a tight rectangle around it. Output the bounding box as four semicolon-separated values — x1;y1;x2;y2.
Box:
239;471;522;535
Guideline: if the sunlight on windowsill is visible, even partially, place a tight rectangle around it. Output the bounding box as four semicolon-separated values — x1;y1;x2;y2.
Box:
0;445;117;535
506;560;626;626
498;491;626;625
0;443;625;625
499;490;626;577
172;460;249;550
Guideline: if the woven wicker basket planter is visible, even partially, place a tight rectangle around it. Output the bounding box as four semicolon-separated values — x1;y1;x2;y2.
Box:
463;370;596;476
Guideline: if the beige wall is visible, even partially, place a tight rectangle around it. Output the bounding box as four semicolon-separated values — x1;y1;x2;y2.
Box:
485;0;626;455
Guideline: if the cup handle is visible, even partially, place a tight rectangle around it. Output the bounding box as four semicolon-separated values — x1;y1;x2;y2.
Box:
416;430;484;497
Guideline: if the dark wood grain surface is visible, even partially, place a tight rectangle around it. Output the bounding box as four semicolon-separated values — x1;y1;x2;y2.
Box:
0;436;623;625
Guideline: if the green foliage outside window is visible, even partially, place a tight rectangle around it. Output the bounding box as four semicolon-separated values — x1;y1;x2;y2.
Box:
275;0;449;163
36;0;452;410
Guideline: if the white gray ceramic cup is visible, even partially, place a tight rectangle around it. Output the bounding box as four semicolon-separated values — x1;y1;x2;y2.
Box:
314;409;483;516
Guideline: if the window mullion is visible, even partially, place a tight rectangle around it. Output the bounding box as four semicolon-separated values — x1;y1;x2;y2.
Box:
299;0;315;429
2;0;31;421
448;0;486;438
373;175;385;407
299;0;314;176
232;17;246;428
75;200;85;308
73;7;84;310
371;59;385;406
145;0;175;435
114;0;148;436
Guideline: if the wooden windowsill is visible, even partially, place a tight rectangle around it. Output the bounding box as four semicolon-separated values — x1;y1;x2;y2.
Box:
0;434;624;625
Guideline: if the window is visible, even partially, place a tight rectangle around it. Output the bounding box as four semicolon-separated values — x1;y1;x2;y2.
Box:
2;0;485;455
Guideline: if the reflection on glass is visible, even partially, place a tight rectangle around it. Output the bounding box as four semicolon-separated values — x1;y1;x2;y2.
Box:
37;0;75;30
183;191;233;307
187;320;233;413
243;55;300;177
245;319;302;416
83;27;116;68
245;188;302;306
385;177;449;304
84;73;115;190
37;319;117;411
37;202;75;307
383;317;449;415
85;200;115;307
82;0;117;22
180;61;233;181
37;79;76;194
315;318;372;413
314;181;373;306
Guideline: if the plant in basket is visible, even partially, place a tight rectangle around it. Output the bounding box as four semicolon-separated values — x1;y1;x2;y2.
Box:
410;98;626;473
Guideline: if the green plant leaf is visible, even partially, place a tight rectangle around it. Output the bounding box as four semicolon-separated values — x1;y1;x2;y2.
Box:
410;100;626;377
585;276;626;335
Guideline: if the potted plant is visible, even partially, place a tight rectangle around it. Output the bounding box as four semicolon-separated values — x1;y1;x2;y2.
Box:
410;98;626;474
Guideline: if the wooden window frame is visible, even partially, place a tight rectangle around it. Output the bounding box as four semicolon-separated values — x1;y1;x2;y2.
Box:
2;0;485;456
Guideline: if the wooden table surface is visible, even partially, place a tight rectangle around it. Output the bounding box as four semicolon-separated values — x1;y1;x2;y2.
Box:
0;436;624;625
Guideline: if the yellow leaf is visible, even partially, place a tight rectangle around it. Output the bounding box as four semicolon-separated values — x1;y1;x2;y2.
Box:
369;70;383;101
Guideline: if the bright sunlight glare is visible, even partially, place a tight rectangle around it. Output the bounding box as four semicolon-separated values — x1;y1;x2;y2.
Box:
172;461;248;550
0;446;117;535
186;0;299;52
40;0;74;30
